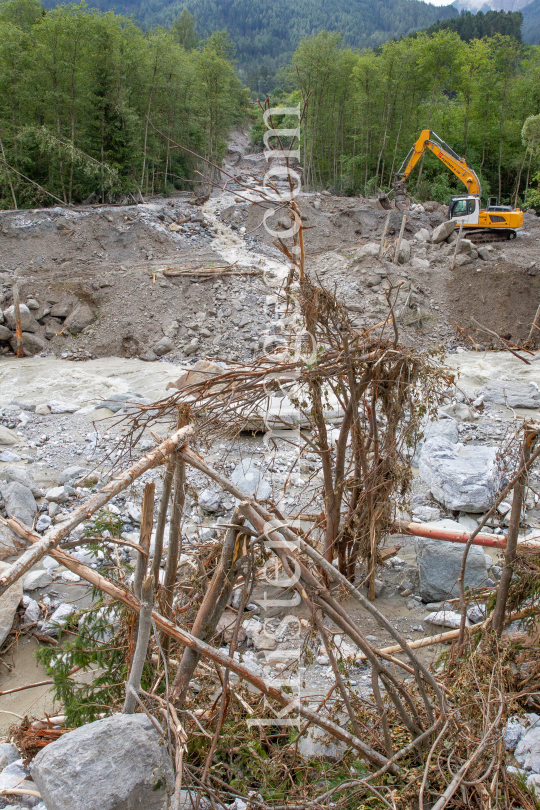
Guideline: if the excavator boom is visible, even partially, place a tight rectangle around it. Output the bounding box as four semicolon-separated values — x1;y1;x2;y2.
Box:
396;129;481;196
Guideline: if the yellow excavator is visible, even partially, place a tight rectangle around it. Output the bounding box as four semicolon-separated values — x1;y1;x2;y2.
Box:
394;129;523;242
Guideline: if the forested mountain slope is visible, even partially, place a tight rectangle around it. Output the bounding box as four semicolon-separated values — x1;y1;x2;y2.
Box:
40;0;459;74
523;0;540;42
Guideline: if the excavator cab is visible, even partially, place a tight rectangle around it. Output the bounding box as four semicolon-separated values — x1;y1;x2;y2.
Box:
449;195;480;225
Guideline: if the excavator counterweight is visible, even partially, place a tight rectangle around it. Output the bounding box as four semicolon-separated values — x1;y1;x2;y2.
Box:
394;129;523;242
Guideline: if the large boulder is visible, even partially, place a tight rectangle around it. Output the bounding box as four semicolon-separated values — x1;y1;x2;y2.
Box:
30;714;174;810
415;520;489;602
0;561;23;646
64;303;94;334
0;465;42;496
419;437;501;513
10;332;47;355
231;458;271;500
0;481;37;527
431;220;455;243
0;325;12;341
480;380;540;409
3;304;39;333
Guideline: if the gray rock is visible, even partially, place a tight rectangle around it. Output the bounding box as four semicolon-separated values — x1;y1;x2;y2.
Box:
477;245;495;261
10;331;47;355
198;489;222;513
0;324;12;341
432;220;455;243
0;481;37;527
415;228;431;242
0;425;18;445
0;465;42;497
230;459;271;500
4;304;40;333
398;239;411;264
22;596;41;625
41;602;76;635
480;380;540;409
457;238;478;258
35;515;52;532
415;522;488;602
419;437;501;512
64;303;94;334
0;450;21;462
0;743;19;765
527;772;540;797
354;242;380;261
467;603;486;623
44;318;62;340
515;724;540;772
424;419;459;445
425;610;469;629
45;486;69;504
47;400;79;413
152;336;174;356
366;274;382;287
504;716;528;751
30;714;174;810
58;466;88;484
0;522;24;559
50;302;72;319
438;402;477;422
96;392;144;413
0;561;23;646
26;298;39;310
23;569;53;591
252;631;277;650
410;257;430;270
184;338;200;356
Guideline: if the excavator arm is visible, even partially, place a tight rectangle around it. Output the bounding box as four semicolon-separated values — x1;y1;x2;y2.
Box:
395;129;482;197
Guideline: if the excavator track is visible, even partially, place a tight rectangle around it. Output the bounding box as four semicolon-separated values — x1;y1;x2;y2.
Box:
463;228;516;244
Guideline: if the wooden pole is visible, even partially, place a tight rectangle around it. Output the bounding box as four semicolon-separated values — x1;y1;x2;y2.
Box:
451;221;464;271
393;213;406;264
492;425;535;634
162;406;190;651
133;482;155;601
379;210;391;259
152;460;174;587
12;284;24;358
124;575;154;714
526;300;540;348
0;424;194;597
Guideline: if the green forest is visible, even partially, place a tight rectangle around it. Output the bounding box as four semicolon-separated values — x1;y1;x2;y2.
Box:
1;0;540;210
41;0;460;78
252;29;540;207
0;0;246;207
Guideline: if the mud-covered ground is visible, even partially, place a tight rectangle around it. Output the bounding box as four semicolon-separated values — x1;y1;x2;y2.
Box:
1;129;539;362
